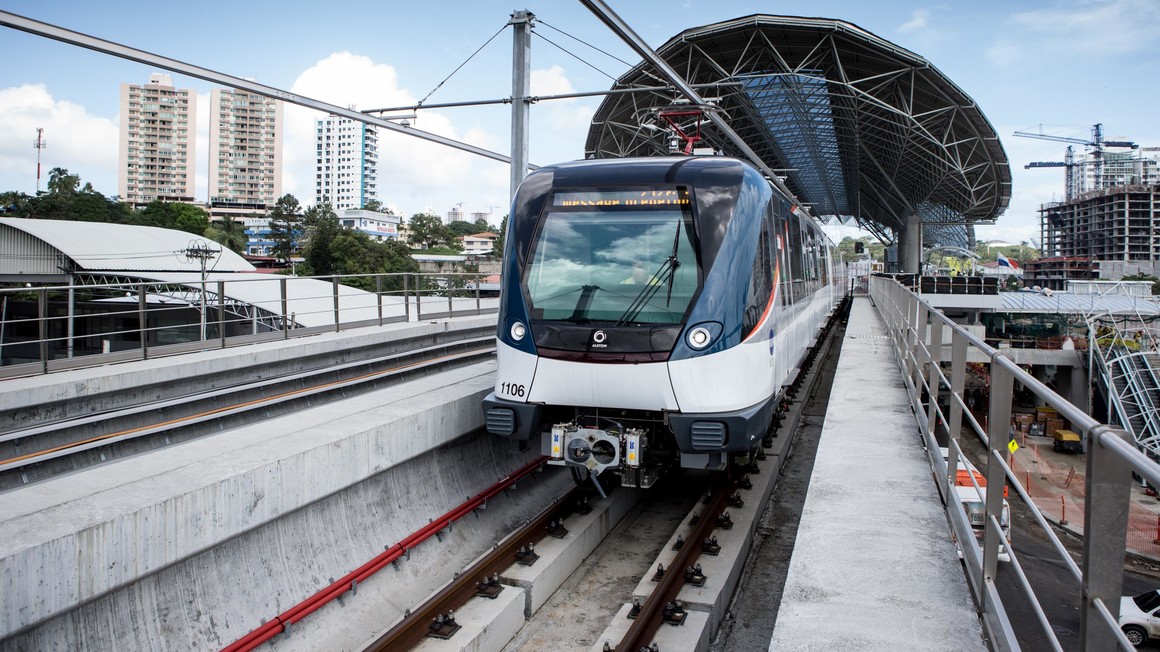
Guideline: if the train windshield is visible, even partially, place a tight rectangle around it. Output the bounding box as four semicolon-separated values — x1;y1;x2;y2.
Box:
525;188;699;325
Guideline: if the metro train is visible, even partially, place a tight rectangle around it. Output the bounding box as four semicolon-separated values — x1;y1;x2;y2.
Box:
482;156;848;488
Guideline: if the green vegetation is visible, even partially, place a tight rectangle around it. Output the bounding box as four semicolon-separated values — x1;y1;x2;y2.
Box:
1122;273;1160;295
975;242;1039;267
407;212;456;250
836;236;885;262
493;214;508;259
0;171;491;289
205;215;247;254
266;194;303;264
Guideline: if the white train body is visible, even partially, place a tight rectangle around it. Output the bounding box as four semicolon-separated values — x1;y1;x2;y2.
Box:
483;157;847;481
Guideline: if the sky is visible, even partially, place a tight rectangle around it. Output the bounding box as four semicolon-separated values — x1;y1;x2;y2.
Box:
0;0;1158;246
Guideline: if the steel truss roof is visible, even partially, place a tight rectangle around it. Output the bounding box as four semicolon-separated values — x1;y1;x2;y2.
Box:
584;15;1011;249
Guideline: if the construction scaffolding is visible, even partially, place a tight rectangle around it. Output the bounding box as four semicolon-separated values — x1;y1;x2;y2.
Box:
1041;185;1160;262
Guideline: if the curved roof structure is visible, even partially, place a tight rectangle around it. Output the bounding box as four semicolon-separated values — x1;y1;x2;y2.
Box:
584;15;1011;250
0;218;400;330
0;218;255;277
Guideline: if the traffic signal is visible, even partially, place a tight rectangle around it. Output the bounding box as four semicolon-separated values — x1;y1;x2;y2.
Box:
855;241;865;254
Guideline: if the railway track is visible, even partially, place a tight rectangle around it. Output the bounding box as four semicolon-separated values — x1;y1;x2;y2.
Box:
0;334;496;489
326;305;849;651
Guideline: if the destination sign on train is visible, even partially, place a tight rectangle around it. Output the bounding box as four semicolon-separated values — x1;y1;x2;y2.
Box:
553;189;690;207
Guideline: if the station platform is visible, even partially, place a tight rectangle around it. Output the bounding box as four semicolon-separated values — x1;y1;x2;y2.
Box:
769;296;986;650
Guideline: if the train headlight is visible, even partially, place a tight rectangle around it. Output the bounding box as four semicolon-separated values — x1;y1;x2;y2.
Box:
510;321;527;342
687;326;712;350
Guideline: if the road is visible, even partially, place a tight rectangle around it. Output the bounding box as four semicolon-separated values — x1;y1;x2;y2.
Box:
959;430;1160;650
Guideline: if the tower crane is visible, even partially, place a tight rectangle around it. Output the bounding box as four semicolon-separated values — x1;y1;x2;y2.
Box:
1014;123;1138;200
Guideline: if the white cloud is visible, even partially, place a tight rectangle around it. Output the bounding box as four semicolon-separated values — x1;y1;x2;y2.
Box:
1011;0;1160;53
898;8;931;33
283;52;510;219
531;65;575;97
0;84;118;195
531;66;595;133
547;104;596;132
990;0;1160;64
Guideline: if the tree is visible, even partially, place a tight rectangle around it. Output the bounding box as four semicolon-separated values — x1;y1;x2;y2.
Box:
1123;273;1160;295
407;212;452;249
205;215;248;254
136;200;209;235
0;191;30;214
327;230;419;292
362;199;384;213
473;216;491;232
836;236;883;263
446;220;480;238
46;167;80;196
267;194;303;264
302;202;341;276
493;214;508;260
3;171;133;224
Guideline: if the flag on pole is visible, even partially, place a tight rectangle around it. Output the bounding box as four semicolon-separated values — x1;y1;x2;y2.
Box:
997;252;1018;269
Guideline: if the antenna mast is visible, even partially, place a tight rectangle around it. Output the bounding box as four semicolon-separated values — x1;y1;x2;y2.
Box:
33;127;46;193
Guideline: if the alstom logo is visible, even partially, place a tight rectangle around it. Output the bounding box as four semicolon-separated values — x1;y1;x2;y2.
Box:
592;330;608;348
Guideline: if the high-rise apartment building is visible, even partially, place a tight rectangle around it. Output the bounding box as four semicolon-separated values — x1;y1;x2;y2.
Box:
208;88;283;208
315;115;379;210
118;73;197;204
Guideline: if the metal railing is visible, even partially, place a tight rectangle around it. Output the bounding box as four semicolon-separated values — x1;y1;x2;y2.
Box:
1088;318;1160;457
0;271;499;378
871;275;1160;651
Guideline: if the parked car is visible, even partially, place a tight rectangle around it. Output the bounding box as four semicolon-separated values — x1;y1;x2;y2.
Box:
1121;589;1160;646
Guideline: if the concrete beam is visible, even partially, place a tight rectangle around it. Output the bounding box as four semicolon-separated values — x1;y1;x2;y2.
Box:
0;362;496;640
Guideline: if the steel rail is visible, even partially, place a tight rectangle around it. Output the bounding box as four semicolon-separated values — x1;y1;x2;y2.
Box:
365;484;586;651
0;329;497;443
221;456;550;652
0;342;495;474
616;480;733;651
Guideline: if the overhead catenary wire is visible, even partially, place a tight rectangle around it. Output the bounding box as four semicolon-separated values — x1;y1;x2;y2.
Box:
414;22;508;109
536;18;667;86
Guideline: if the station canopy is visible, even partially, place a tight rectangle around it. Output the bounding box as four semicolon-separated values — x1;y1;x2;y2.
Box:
584;15;1011;250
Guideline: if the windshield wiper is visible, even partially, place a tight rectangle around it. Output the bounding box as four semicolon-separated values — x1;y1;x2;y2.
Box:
615;256;678;326
615;221;683;327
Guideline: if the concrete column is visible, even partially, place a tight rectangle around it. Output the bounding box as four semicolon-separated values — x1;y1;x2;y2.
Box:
1056;364;1090;416
899;217;923;273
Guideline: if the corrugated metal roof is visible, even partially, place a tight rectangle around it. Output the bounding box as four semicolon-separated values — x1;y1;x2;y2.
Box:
999;291;1160;316
0;218;255;273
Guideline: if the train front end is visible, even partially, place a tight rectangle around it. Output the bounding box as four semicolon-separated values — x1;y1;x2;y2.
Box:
483;157;765;487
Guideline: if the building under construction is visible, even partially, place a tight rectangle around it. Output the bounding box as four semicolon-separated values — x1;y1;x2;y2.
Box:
1026;142;1160;290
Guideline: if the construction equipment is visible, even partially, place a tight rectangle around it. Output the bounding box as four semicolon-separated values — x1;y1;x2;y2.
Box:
1014;123;1138;200
1053;429;1083;454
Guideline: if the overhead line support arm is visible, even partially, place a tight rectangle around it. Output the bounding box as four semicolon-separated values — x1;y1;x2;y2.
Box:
0;10;531;170
578;0;804;210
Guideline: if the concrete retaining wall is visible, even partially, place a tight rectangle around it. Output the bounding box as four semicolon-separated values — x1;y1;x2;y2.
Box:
0;315;497;431
0;360;514;645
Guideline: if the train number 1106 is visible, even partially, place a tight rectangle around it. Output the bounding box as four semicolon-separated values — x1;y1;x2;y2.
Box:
500;382;526;397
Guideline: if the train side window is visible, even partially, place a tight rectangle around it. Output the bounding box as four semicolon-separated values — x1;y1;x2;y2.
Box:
819;236;830;286
743;217;774;336
803;225;817;291
788;212;803;302
776;209;791;307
